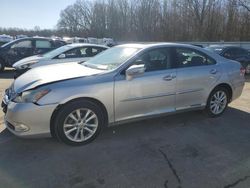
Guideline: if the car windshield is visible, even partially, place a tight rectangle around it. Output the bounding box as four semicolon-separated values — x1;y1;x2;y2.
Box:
205;46;223;54
83;46;140;70
43;45;72;58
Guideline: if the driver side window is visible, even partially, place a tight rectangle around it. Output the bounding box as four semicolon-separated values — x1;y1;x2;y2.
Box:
63;48;81;58
133;48;172;72
11;40;32;49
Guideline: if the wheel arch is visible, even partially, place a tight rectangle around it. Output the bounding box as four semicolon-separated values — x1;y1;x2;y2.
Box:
50;97;109;137
209;83;233;103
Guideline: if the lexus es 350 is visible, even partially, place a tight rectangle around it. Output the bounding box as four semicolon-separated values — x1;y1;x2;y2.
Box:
2;43;245;145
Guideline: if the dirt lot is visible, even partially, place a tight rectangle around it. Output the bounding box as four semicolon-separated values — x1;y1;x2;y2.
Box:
0;70;250;188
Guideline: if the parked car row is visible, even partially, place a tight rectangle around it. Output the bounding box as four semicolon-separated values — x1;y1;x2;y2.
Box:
0;37;108;74
0;37;66;71
13;43;108;77
205;45;250;74
1;43;245;145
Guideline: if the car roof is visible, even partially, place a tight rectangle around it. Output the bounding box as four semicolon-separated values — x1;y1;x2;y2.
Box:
208;45;242;49
117;42;225;62
66;43;109;48
117;42;198;49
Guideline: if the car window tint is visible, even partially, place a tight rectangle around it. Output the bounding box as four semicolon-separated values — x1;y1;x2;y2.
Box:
224;48;236;58
79;47;106;57
176;48;215;68
92;47;105;56
64;48;81;58
36;40;51;48
80;47;89;57
235;48;248;56
11;40;32;48
53;40;65;48
134;48;172;72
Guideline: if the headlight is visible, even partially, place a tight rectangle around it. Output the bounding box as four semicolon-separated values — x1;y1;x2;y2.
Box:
13;88;51;103
19;61;38;69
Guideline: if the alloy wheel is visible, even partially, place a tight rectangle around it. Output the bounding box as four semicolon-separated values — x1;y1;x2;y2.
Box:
63;108;98;142
210;90;227;115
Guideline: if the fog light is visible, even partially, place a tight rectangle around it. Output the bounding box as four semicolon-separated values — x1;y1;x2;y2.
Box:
14;123;30;132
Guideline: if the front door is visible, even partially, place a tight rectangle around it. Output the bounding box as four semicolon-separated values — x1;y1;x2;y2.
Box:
5;39;33;66
114;47;176;122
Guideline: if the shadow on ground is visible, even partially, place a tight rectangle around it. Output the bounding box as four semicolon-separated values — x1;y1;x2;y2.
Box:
0;107;250;188
245;75;250;83
0;69;14;79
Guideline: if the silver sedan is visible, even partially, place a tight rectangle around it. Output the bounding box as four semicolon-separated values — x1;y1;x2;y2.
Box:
2;43;245;145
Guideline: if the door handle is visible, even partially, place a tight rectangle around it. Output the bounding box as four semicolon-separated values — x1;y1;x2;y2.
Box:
163;75;176;81
210;69;217;74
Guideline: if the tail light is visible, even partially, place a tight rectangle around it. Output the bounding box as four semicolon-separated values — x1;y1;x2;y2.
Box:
240;67;246;76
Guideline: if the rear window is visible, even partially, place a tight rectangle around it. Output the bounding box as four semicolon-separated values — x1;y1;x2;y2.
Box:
176;48;216;68
205;47;223;54
53;40;66;48
36;40;52;48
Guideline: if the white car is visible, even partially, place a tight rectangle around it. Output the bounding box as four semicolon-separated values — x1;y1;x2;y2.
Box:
13;43;108;77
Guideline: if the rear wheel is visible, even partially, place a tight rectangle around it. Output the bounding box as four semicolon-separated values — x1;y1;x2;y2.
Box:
245;64;250;75
53;100;105;146
205;87;229;117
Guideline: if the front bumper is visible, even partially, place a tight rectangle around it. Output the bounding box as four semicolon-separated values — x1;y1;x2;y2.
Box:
2;100;57;138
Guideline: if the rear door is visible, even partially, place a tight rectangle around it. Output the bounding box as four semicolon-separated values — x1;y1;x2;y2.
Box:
174;47;221;110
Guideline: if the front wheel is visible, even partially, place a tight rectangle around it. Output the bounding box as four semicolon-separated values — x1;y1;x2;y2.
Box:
53;100;105;146
205;87;229;117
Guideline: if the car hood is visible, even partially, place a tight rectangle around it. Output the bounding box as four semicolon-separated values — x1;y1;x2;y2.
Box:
12;55;46;68
14;63;105;92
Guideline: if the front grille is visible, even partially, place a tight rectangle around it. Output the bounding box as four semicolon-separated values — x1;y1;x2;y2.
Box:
6;121;15;131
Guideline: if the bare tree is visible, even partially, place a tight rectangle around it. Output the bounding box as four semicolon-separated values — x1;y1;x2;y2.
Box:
52;0;250;41
239;0;250;12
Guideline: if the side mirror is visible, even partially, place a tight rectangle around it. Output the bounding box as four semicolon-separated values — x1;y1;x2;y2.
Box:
58;53;66;59
126;64;146;81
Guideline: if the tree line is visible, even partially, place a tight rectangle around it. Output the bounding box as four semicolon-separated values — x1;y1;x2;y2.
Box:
57;0;250;41
1;0;250;42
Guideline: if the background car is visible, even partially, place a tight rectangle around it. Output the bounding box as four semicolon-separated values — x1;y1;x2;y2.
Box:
13;43;108;77
205;45;250;74
0;34;13;46
0;37;66;71
2;43;245;145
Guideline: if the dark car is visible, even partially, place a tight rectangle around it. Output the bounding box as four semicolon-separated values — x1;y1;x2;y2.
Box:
0;37;66;71
205;45;250;74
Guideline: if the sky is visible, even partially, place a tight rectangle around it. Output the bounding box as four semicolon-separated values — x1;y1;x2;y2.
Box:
0;0;74;29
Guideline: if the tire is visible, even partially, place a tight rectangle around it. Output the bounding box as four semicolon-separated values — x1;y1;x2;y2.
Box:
0;60;5;72
205;87;229;117
53;100;105;146
245;64;250;75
